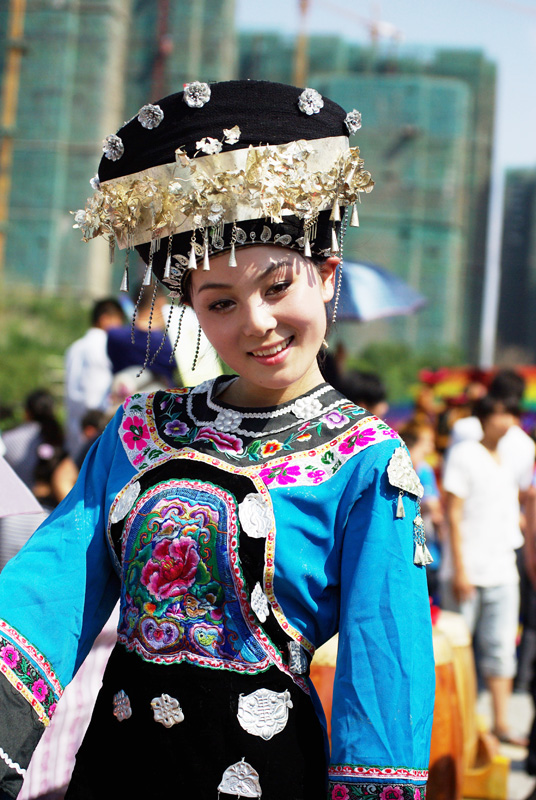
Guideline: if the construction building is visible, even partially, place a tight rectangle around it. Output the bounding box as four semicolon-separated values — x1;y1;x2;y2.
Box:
0;0;236;296
239;34;496;359
497;169;536;361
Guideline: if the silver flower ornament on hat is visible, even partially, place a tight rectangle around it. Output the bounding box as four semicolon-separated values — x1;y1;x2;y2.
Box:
102;133;124;161
217;758;262;799
237;688;293;740
151;693;184;728
137;103;164;129
298;87;324;115
89;174;100;191
183;81;211;108
196;136;223;155
345;109;362;135
223;125;241;145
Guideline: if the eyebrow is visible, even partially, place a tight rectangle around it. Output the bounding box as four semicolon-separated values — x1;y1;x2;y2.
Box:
195;259;292;294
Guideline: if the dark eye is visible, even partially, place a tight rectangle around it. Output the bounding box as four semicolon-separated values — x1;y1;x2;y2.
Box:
208;298;234;312
266;281;291;297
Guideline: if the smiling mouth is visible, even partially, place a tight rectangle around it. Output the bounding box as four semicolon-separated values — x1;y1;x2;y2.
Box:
249;336;293;357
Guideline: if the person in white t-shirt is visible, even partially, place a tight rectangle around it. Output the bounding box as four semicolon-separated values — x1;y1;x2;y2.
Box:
64;299;125;459
442;393;526;745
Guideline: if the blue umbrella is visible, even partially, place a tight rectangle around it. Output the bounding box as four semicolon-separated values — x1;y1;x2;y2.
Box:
336;260;427;322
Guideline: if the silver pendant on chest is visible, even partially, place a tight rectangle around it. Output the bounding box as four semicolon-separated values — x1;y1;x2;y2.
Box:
218;758;262;798
237;688;293;740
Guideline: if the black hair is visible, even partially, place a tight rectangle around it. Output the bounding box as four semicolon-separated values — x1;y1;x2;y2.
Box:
488;369;525;402
25;389;63;448
91;298;124;326
342;370;388;409
473;393;521;422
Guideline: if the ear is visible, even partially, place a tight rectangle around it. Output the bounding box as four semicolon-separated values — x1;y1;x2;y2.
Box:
319;256;340;303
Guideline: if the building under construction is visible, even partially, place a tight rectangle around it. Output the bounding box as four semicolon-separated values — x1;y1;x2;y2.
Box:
239;34;496;360
0;0;236;296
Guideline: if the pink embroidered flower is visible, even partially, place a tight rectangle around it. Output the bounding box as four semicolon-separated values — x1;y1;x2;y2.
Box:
259;464;301;486
415;790;421;800
194;426;243;454
122;415;150;451
331;785;349;800
261;440;282;457
48;702;57;717
0;645;19;669
382;428;398;439
322;410;349;429
307;468;325;484
141;536;200;601
338;427;377;455
133;452;146;466
380;787;404;800
32;679;49;702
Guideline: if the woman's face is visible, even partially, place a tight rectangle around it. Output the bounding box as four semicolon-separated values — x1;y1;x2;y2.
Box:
190;245;338;407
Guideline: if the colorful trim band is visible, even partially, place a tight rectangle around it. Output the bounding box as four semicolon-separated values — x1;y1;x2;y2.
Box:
329;765;428;782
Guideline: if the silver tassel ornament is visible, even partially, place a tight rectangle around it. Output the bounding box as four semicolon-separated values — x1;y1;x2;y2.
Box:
331;226;339;254
330;197;341;222
164;252;172;280
188;242;197;270
303;229;311;258
396;491;405;518
413;514;433;566
120;264;129;293
350;204;360;227
228;242;237;267
143;262;152;286
203;238;210;271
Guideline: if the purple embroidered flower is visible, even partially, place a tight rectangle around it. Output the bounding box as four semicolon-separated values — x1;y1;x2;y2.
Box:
32;679;49;702
163;420;189;438
380;787;404;800
307;469;325;484
122;415;150;451
331;786;349;800
194;426;243;454
259;464;301;486
321;410;349;429
1;645;20;669
338;427;377;455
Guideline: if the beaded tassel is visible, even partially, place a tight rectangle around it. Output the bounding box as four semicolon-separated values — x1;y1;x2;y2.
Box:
151;296;176;366
331;208;348;325
137;281;159;377
131;283;145;344
109;236;115;264
191;323;202;371
170;304;186;362
350;203;360;227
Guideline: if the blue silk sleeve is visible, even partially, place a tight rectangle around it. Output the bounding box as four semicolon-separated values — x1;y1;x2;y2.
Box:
328;442;435;800
0;408;126;793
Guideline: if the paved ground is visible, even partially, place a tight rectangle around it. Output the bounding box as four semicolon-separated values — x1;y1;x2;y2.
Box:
475;690;533;800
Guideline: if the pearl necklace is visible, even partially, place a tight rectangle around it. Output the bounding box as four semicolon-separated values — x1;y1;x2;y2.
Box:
186;381;340;438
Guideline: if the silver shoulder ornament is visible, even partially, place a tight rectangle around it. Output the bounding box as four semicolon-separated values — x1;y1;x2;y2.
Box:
387;446;432;567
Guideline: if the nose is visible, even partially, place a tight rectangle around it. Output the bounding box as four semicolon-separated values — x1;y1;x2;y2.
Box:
241;298;277;338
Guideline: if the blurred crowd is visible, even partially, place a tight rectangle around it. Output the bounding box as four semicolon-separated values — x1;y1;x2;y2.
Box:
2;306;536;797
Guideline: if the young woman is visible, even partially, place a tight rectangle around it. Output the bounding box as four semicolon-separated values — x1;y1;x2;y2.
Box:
0;80;434;800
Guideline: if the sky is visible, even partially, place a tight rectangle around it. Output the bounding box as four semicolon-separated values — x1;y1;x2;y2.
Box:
236;0;536;172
